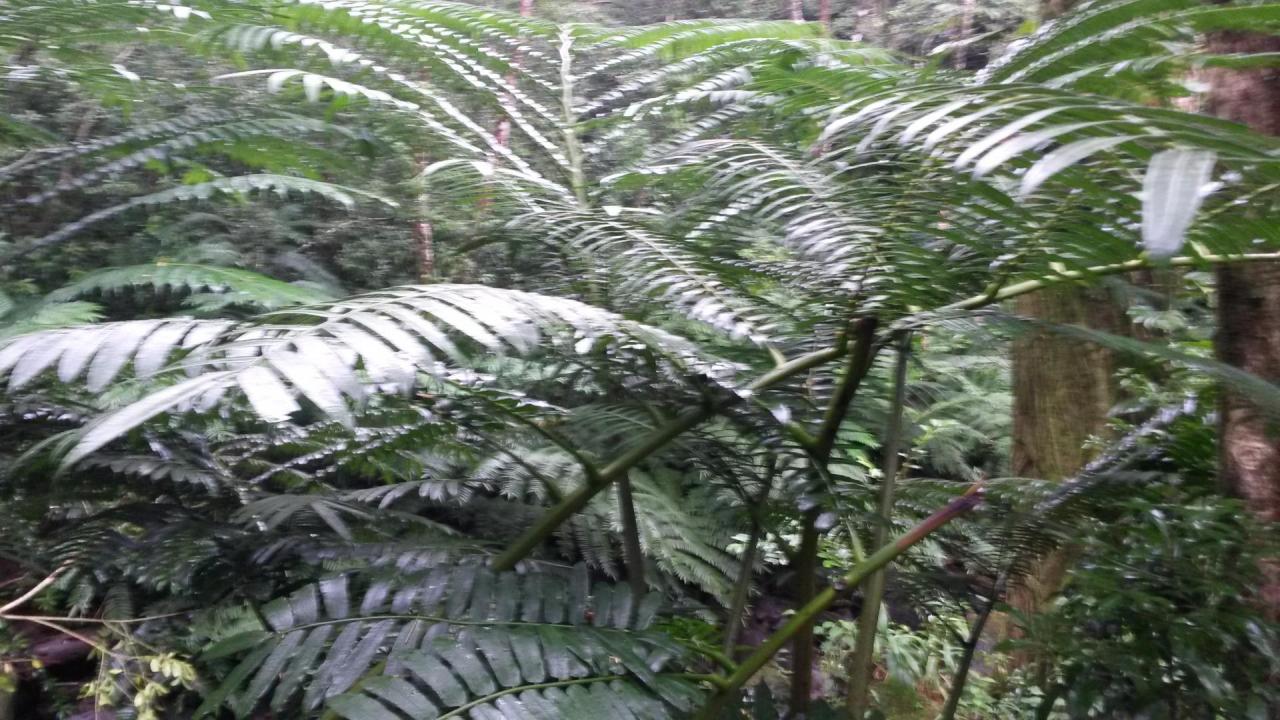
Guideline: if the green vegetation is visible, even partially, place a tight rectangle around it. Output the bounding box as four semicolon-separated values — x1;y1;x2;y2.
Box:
0;0;1277;718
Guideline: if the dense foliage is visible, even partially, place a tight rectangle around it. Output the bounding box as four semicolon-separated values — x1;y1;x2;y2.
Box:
1;0;1277;718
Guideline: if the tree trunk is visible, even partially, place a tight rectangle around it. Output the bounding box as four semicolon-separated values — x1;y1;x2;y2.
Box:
1205;29;1280;623
819;0;831;30
955;0;976;69
412;221;434;282
1005;286;1125;627
998;0;1124;640
790;0;804;21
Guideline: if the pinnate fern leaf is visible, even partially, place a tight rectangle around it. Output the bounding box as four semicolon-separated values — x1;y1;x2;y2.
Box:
47;262;334;310
0;285;729;466
197;564;695;719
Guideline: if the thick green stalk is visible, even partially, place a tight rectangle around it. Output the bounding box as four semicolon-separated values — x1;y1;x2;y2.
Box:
694;486;985;720
493;252;1280;571
790;318;880;714
492;344;847;570
616;471;646;618
814;320;881;460
789;513;822;710
557;27;588;206
846;331;913;719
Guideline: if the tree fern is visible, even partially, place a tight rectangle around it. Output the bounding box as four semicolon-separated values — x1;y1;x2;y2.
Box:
4;3;1280;718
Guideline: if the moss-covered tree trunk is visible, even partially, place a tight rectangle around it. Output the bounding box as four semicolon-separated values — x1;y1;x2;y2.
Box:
1205;29;1280;623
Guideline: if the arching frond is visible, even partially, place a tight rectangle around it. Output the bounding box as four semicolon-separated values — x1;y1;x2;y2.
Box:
197;564;698;719
47;263;335;311
13;175;397;260
0;284;730;466
982;0;1280;86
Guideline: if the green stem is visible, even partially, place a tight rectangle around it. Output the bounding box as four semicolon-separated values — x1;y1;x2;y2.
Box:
694;486;985;720
814;319;880;460
791;319;881;714
492;343;847;570
468;388;602;483
616;471;646;619
846;331;912;719
789;512;821;711
722;520;761;657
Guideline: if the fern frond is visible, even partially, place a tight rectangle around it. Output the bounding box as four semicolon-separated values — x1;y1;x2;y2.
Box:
0;284;728;466
517;204;776;341
982;0;1280;86
47;263;335;311
6;115;370;207
14;175;398;260
79;454;227;494
196;563;697;719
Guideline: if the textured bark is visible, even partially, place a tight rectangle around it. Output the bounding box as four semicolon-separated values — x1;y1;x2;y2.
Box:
1216;264;1280;618
1204;32;1280;137
412;221;434;282
998;0;1128;633
790;0;804;21
1206;30;1280;622
1012;287;1122;481
1006;286;1125;624
818;0;831;30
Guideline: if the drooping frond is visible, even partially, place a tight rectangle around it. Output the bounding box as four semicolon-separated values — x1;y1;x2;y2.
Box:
982;0;1280;87
513;202;778;341
0;284;732;465
12;175;398;260
197;563;699;719
47;263;335;311
4;114;371;207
